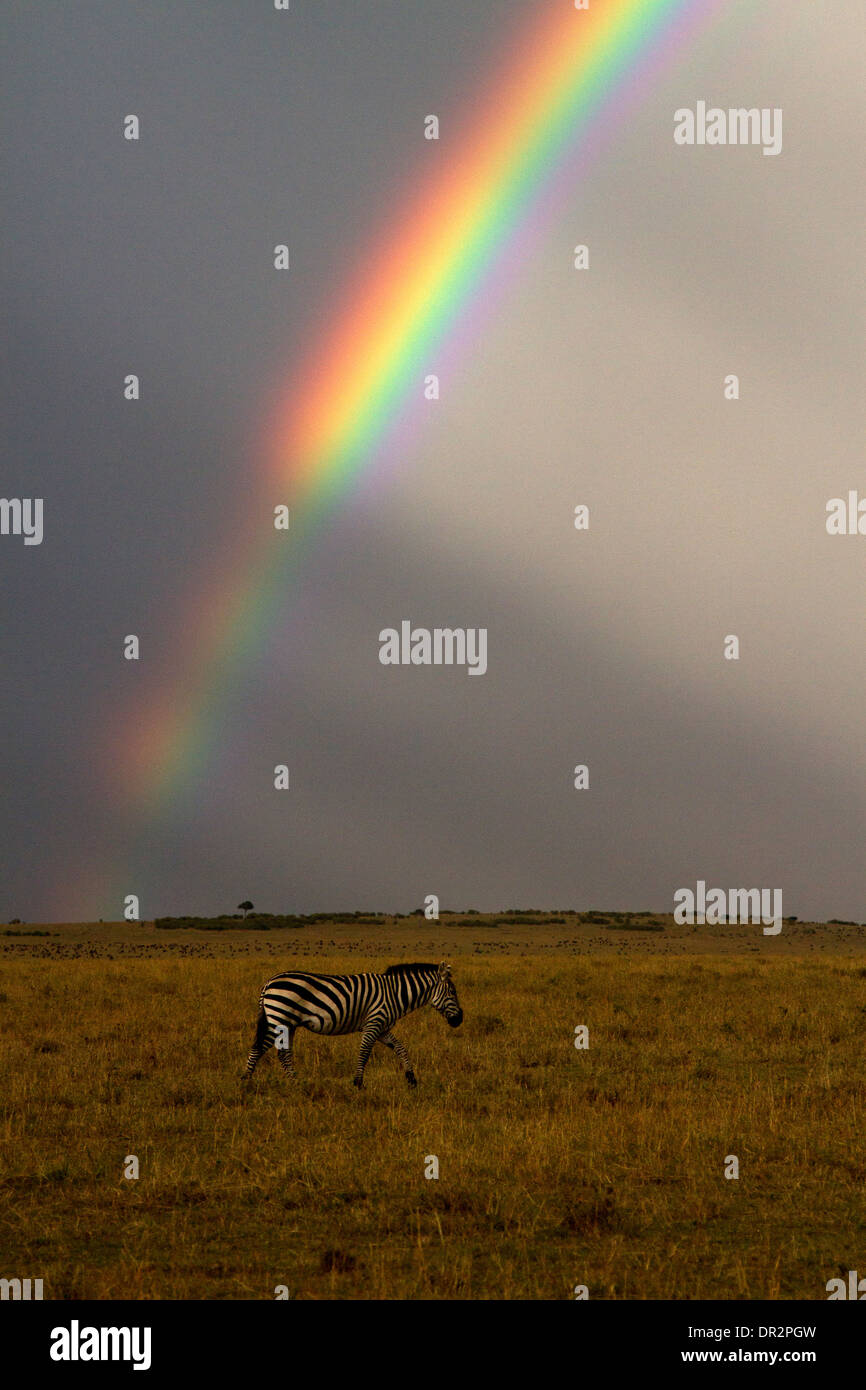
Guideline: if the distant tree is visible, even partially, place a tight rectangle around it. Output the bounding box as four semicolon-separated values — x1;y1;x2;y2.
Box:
238;900;254;918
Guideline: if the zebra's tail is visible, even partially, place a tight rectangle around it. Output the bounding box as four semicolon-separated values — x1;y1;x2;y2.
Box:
253;1005;270;1051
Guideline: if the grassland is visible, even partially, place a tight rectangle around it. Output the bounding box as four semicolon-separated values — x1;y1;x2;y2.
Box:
1;914;865;1299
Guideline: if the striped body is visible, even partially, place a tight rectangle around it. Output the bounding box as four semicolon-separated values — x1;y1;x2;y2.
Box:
243;961;463;1089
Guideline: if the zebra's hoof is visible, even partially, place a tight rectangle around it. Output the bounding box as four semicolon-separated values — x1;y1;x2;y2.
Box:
353;1077;363;1089
406;1072;417;1088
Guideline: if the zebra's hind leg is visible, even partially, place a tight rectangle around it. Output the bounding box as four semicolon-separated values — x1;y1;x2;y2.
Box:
242;1008;275;1082
378;1030;417;1088
276;1024;297;1080
353;1018;387;1089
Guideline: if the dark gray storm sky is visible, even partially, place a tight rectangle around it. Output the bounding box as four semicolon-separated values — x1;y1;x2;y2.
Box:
2;1;863;923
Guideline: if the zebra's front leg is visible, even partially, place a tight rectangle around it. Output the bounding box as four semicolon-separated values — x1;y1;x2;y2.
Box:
353;1019;387;1089
275;1024;297;1080
379;1030;417;1088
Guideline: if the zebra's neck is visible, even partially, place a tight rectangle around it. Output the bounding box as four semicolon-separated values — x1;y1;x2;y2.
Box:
389;967;437;1011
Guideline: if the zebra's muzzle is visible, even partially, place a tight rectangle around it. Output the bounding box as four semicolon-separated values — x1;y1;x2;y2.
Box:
447;1010;463;1028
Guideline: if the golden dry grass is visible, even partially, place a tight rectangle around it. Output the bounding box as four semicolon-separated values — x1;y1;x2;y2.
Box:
1;937;865;1299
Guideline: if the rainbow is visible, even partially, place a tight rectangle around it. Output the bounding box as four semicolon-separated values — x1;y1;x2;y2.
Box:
81;0;728;919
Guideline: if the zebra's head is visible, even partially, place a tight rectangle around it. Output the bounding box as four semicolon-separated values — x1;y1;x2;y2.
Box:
431;962;463;1028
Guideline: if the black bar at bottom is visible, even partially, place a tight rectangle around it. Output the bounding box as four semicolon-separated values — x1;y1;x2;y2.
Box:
1;1299;858;1375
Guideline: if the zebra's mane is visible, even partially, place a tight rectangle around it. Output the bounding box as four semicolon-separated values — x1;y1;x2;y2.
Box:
384;962;437;975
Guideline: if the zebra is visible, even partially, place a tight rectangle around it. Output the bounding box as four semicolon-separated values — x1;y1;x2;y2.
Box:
243;961;463;1089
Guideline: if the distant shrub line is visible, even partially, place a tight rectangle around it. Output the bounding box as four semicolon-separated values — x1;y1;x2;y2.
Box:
154;915;306;931
149;908;671;932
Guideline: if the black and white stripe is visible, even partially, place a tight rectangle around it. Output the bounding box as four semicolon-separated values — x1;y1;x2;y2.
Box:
243;961;463;1089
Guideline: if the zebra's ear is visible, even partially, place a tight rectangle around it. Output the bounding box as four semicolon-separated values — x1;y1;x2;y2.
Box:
438;961;451;978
